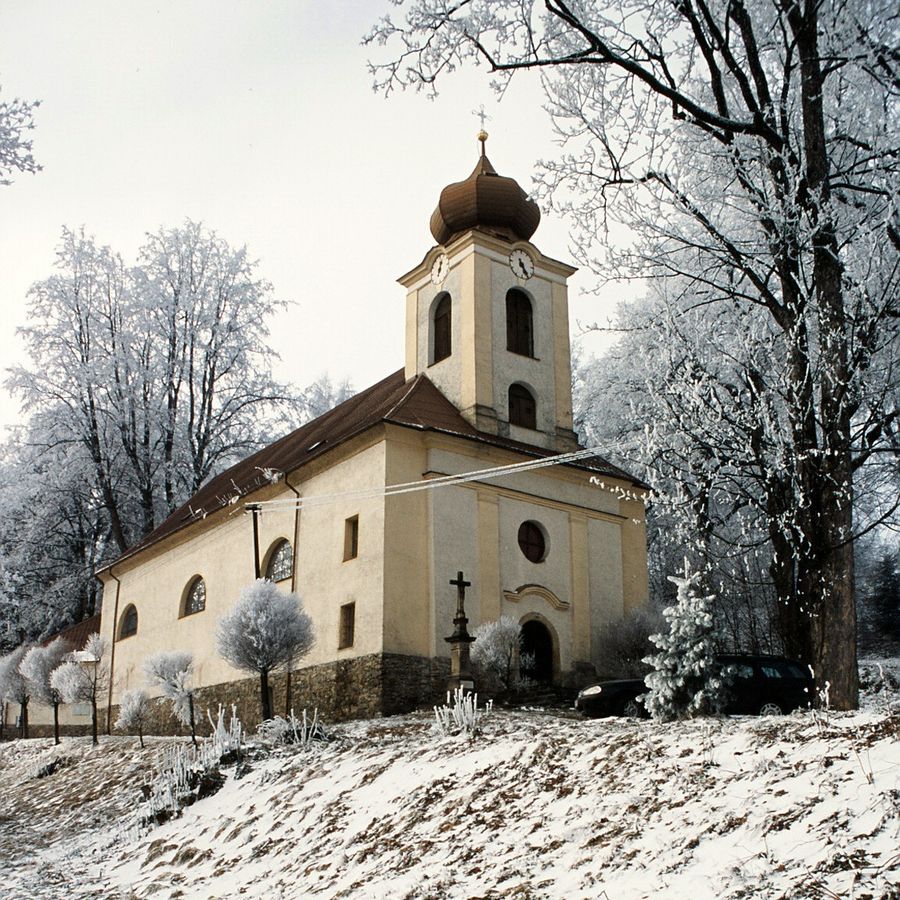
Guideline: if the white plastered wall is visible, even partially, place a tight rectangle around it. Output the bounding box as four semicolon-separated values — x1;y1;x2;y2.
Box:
99;439;389;708
423;441;644;674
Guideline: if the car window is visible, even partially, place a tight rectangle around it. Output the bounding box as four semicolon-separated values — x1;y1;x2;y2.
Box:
777;661;807;679
733;664;754;680
760;665;782;679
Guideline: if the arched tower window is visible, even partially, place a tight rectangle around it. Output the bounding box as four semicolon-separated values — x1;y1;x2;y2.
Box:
509;383;537;429
181;576;206;617
265;539;293;583
432;293;452;363
506;289;533;357
118;604;138;640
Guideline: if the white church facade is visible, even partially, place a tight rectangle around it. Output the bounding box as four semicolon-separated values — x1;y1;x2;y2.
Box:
13;137;649;735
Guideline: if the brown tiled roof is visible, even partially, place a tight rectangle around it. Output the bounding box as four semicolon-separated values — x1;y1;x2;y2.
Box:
99;370;642;572
43;614;101;651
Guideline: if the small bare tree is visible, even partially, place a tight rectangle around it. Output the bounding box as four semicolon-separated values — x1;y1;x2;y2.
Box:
115;689;152;748
0;645;31;738
471;617;523;694
19;638;71;744
217;579;314;721
50;633;108;745
144;652;198;747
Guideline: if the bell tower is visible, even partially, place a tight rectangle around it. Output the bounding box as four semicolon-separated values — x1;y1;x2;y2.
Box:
398;133;579;452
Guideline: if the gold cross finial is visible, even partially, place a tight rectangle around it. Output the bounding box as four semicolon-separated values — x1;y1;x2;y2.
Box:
473;105;490;153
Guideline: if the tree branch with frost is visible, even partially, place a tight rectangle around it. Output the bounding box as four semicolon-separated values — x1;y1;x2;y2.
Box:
144;651;199;747
0;87;40;185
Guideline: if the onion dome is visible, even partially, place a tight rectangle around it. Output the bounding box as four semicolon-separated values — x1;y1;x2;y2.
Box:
429;132;541;245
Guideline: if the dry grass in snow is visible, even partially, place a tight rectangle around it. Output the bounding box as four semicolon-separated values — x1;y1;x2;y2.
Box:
0;680;898;899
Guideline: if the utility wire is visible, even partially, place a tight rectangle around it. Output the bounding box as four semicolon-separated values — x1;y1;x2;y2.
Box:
251;446;646;513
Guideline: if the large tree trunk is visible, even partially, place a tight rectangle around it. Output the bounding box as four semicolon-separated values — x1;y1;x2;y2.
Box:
789;5;858;710
53;702;60;746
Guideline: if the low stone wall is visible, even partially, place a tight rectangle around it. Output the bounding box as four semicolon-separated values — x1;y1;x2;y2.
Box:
103;653;455;738
4;655;579;742
1;724;95;741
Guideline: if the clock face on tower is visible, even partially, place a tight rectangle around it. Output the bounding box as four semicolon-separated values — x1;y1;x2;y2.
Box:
430;253;449;285
509;249;535;280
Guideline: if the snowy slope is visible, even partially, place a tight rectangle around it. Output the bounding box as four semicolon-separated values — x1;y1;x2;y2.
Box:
0;688;897;899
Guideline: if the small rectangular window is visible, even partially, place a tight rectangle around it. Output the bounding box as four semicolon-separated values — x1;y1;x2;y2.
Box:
343;515;359;561
339;602;356;649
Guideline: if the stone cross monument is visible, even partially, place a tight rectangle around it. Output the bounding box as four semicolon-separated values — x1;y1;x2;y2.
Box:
445;571;476;693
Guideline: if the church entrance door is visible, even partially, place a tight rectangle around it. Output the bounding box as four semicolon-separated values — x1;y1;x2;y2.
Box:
521;619;554;683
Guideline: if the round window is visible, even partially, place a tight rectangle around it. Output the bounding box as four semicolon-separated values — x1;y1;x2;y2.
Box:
517;521;547;563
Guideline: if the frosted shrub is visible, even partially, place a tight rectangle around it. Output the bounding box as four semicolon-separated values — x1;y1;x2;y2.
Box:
471;616;523;693
205;704;244;761
643;562;725;722
256;709;326;748
434;688;492;740
144;651;198;747
116;689;152;748
140;705;243;829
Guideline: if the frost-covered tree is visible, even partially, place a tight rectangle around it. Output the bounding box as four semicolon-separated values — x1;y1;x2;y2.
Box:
115;688;152;748
144;651;198;747
367;0;900;708
644;563;726;722
0;644;31;738
50;633;107;745
19;638;71;744
574;305;789;656
0;430;107;653
217;579;314;721
856;539;900;657
294;373;356;427
0;85;40;185
8;223;291;553
471;616;522;693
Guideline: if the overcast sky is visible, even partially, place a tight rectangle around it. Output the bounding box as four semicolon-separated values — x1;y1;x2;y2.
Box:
0;0;627;436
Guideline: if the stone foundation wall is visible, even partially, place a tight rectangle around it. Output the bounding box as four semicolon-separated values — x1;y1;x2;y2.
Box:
103;653;455;738
2;723;95;740
4;655;580;743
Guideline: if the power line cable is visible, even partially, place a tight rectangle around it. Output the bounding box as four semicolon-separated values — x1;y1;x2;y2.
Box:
251;446;648;513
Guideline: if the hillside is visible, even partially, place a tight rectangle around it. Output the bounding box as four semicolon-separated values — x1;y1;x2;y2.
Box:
0;670;898;899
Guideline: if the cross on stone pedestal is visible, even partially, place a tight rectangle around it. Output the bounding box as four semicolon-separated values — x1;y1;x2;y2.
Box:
445;570;476;693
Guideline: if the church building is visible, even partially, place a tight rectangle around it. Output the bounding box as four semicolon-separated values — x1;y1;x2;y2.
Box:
84;134;650;730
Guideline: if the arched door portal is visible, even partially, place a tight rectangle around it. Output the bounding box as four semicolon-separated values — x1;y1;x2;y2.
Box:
521;619;554;683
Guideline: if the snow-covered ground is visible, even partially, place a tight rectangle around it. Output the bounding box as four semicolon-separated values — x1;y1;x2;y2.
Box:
1;665;898;900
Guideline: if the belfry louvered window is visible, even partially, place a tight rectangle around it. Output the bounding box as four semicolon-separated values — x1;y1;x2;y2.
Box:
433;294;451;363
506;289;534;357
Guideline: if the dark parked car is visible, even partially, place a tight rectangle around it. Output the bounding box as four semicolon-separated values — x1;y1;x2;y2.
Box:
575;655;814;718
